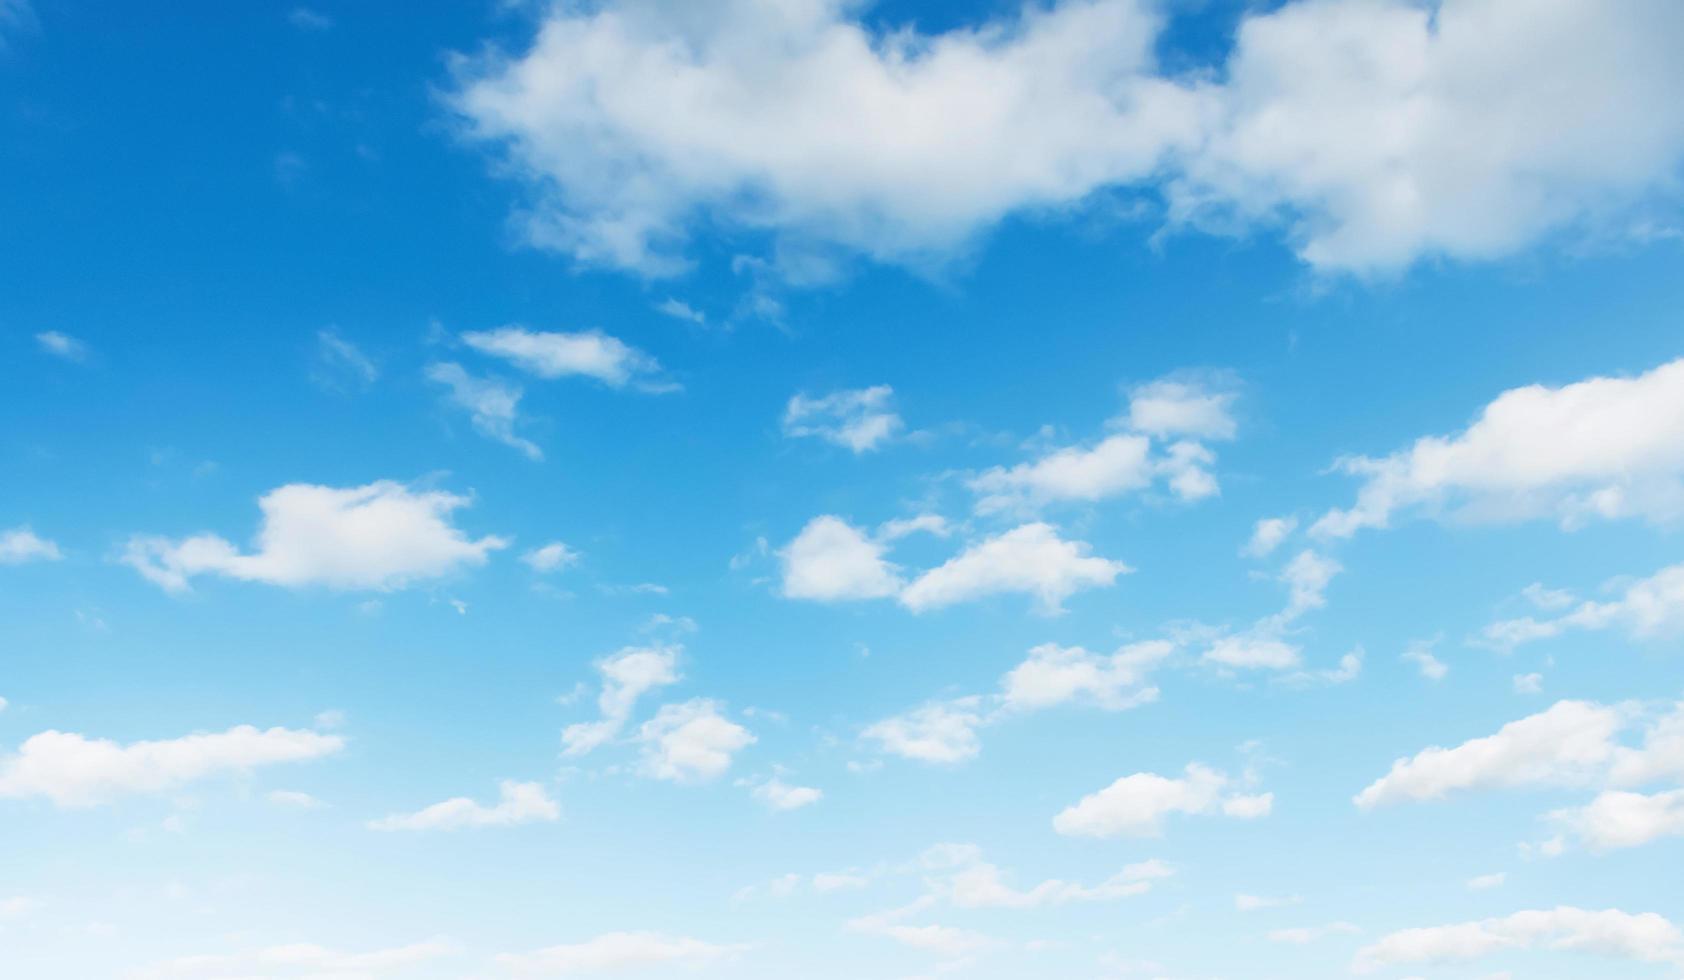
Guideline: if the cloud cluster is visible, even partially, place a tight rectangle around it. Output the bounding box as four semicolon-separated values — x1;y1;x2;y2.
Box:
450;0;1684;278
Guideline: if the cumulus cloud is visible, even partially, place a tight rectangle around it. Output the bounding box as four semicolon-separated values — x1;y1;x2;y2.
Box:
779;515;903;601
1480;561;1684;650
862;698;984;765
636;699;754;782
122;481;507;592
449;0;1684;279
899;523;1129;614
922;843;1173;909
562;644;682;756
1550;788;1684;851
1316;358;1684;537
135;938;459;978
1242;516;1297;558
1125;378;1238;440
1353;907;1684;974
427;361;543;459
496;932;747;975
783;385;903;452
1354;699;1684;815
997;640;1167;712
368;780;560;831
0;725;343;807
1053;763;1272;838
0;526;61;564
461;326;667;390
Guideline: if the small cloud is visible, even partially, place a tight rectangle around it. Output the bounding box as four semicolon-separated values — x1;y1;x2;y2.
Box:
1513;673;1543;694
655;297;706;325
0;527;62;565
1402;639;1448;681
313;330;378;390
268;789;326;809
36;331;89;362
287;6;333;30
523;541;582;573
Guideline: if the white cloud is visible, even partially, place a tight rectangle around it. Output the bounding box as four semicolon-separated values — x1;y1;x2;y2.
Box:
846;916;995;959
34;330;88;362
267;789;324;809
751;777;823;811
1243;516;1297;558
1550;789;1684;851
1126;378;1238;440
1200;549;1342;672
876;513;950;542
1353;700;1653;809
0;526;61;564
368;779;560;831
495;932;747;975
1316;358;1684;538
923;844;1173;909
427;361;542;459
636;699;754;782
784;385;903;453
863;698;984;765
1514;672;1544;695
654;297;705;324
313;329;377;389
136;938;459;978
0;725;343;808
969;434;1154;514
998;640;1167;712
449;0;1684;279
1053;764;1271;838
779;515;902;601
1481;561;1684;650
562;644;682;756
523;541;582;572
461;326;666;389
1267;922;1360;945
1353;907;1684;974
900;523;1129;614
122;480;507;592
1402;641;1449;681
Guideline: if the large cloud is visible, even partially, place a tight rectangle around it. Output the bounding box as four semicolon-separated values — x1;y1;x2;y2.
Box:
123;481;508;592
449;0;1684;278
1316;357;1684;537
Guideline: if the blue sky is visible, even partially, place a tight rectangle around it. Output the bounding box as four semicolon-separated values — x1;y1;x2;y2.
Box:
3;1;1684;978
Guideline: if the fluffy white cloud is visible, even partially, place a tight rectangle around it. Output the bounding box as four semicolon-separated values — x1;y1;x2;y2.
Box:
1353;907;1684;974
1402;641;1449;681
751;777;823;811
450;0;1684;278
1481;561;1684;650
1200;549;1342;672
1355;700;1624;808
779;515;902;601
997;640;1167;712
461;326;666;389
496;932;747;975
563;645;682;755
122;481;507;592
1126;378;1238;440
34;330;87;362
0;725;343;808
1551;789;1684;851
136;938;459;978
0;526;61;564
523;540;582;572
969;434;1154;513
1053;764;1272;838
783;385;903;453
1316;358;1684;537
368;780;560;831
636;699;754;782
900;523;1129;613
862;698;984;764
426;361;543;459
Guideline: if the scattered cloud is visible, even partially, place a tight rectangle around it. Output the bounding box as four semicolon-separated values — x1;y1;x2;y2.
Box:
562;644;681;756
0;526;61;565
636;699;754;783
1353;907;1684;974
135;938;459;978
654;297;705;325
863;698;985;765
779;515;903;601
368;780;559;831
34;330;88;362
461;326;668;390
523;541;582;573
750;777;822;811
122;480;507;592
286;6;333;32
313;329;377;390
495;933;747;975
1481;561;1684;650
899;523;1129;614
783;385;903;453
1243;516;1297;558
427;361;542;459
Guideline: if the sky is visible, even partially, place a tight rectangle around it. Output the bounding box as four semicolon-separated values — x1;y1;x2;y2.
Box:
2;0;1684;978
